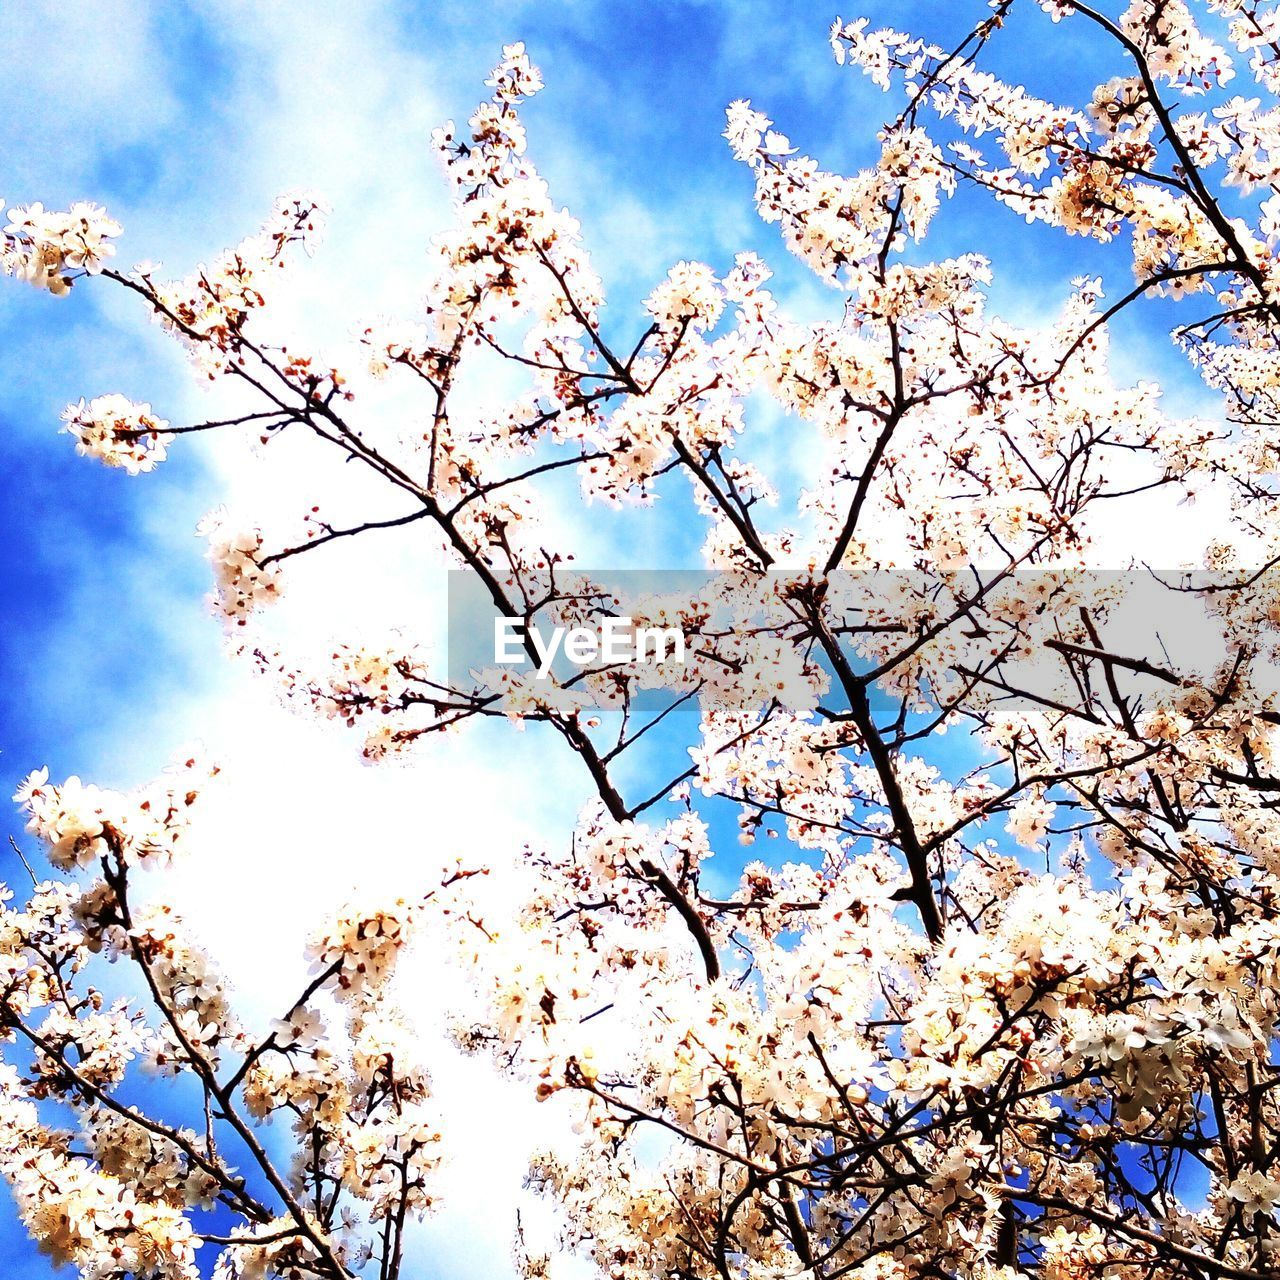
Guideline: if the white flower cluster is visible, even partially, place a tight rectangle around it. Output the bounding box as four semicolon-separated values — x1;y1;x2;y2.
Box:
8;1148;200;1279
61;393;173;474
725;101;952;285
197;510;282;623
307;897;418;1005
151;194;324;374
486;40;544;103
644;261;724;333
14;761;205;872
2;200;121;295
304;639;433;759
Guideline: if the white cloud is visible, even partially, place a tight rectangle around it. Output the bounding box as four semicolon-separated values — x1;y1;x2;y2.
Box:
1;0;181;197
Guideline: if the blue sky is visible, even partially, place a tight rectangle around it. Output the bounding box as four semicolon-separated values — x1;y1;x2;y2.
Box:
0;1;1230;1275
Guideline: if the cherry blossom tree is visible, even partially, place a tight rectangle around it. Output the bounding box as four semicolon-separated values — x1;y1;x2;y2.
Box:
8;6;1280;1279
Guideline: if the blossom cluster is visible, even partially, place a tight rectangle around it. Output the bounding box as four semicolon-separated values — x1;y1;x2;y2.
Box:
15;760;206;872
2;764;446;1279
150;194;324;376
197;511;283;623
2;201;121;295
61;394;173;474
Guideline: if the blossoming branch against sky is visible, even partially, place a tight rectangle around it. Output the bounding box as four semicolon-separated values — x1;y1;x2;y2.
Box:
6;1;1280;1278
